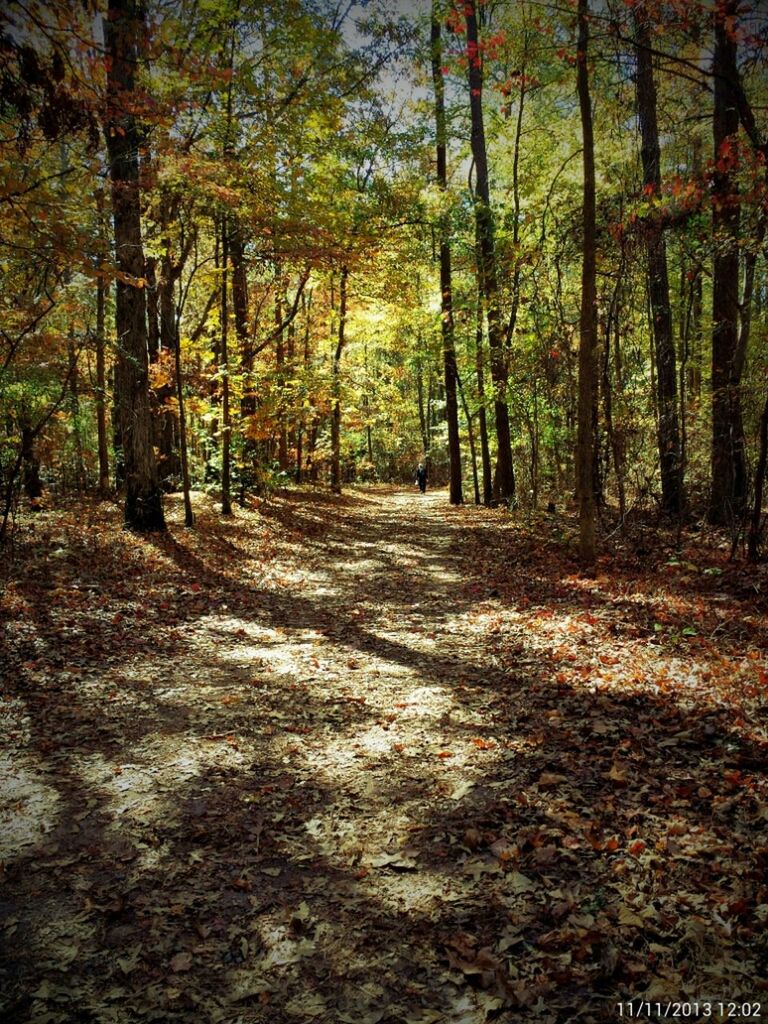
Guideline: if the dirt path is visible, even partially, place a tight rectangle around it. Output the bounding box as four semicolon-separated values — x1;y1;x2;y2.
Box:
1;488;766;1023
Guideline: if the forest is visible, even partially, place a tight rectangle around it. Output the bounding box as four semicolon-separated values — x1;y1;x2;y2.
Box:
1;0;768;1022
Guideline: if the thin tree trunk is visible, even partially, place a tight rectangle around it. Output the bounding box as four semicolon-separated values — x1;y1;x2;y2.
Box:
67;331;87;490
635;10;683;515
416;357;430;460
431;3;462;504
95;267;110;494
104;0;164;531
465;0;515;502
475;289;493;505
748;391;768;562
296;289;312;483
687;137;704;400
158;240;181;482
710;0;746;524
603;285;626;519
576;0;597;566
220;218;232;515
456;373;480;505
286;306;296;465
146;256;160;361
174;298;194;527
308;420;319;482
230;222;250;363
275;284;289;472
330;265;348;494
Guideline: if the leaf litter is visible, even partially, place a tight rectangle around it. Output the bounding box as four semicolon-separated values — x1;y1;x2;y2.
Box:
1;487;767;1023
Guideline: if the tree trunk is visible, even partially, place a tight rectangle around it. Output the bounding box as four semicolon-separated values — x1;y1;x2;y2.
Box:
416;357;430;461
296;289;312;483
230;222;250;362
95;268;110;494
145;256;160;361
576;0;597;566
686;139;704;400
157;247;181;482
330;265;348;494
20;423;43;500
275;285;289;472
67;332;87;490
456;374;480;505
431;3;462;504
308;419;319;482
220;218;232;515
709;0;746;524
475;290;493;505
465;0;515;502
602;282;626;519
174;316;194;527
748;391;768;562
635;11;683;516
104;0;164;531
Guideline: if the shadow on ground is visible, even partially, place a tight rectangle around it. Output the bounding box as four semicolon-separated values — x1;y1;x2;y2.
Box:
1;488;767;1023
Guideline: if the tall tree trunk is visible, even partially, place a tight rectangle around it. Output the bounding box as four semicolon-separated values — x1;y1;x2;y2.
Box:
330;265;348;494
687;137;704;400
431;3;462;504
230;222;250;362
456;374;480;505
465;0;515;502
709;0;746;524
308;419;319;482
145;256;160;360
416;358;430;461
748;391;768;562
296;289;312;483
475;289;493;505
174;312;194;527
635;10;683;516
275;284;289;472
67;332;87;490
232;222;257;438
576;0;597;566
602;280;626;519
220;218;232;515
158;241;181;482
230;219;259;495
104;0;164;531
95;264;110;494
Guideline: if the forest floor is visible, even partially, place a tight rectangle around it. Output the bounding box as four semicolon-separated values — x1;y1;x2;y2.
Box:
1;486;768;1024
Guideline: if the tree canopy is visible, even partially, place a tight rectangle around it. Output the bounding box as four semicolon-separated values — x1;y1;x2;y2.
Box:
1;0;767;554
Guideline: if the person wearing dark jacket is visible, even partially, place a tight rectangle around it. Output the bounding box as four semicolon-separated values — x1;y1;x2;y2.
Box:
415;462;427;493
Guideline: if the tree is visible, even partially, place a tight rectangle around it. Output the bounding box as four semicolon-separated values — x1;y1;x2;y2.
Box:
464;0;515;503
104;0;165;531
634;6;683;516
576;0;597;566
709;0;746;525
330;264;349;495
431;1;463;505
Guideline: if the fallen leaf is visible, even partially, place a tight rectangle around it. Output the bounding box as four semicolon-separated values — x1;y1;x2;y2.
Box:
169;952;192;973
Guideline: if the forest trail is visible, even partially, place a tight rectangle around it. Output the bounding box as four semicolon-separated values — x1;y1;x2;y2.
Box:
2;488;767;1023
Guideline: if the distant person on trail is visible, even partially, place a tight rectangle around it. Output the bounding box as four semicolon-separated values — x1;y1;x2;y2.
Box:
415;462;427;494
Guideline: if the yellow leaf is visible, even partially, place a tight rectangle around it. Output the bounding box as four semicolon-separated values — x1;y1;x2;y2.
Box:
618;904;645;928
